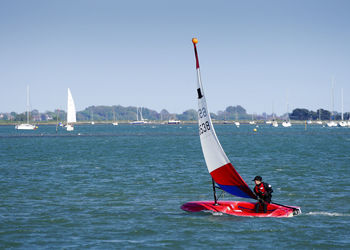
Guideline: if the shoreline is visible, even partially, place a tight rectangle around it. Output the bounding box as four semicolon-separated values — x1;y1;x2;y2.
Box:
0;120;331;126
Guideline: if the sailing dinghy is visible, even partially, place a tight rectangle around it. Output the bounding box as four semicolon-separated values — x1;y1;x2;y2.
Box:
181;38;301;218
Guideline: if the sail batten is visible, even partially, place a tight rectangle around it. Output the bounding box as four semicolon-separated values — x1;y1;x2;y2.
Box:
193;38;255;200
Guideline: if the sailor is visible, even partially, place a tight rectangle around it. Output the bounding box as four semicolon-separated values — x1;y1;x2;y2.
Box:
252;176;273;213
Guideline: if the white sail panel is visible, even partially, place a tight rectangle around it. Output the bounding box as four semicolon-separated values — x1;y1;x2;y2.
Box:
67;88;76;123
196;69;230;173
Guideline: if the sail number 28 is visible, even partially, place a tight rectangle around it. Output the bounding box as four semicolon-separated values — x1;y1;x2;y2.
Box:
198;108;211;135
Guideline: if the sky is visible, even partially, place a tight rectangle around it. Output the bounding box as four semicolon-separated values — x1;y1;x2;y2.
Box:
0;0;349;115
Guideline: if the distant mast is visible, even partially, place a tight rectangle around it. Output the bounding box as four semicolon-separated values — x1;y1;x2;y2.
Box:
341;88;344;121
331;77;334;121
26;85;30;124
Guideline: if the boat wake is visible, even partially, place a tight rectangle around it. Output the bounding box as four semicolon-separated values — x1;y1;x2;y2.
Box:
203;210;223;216
307;211;350;217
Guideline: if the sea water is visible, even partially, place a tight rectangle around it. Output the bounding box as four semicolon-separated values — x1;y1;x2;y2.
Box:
0;124;349;249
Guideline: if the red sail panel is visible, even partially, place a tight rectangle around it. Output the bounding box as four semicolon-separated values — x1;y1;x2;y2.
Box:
210;163;256;199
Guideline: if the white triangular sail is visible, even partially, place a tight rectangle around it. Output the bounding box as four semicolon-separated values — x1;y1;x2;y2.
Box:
66;88;76;131
67;88;76;123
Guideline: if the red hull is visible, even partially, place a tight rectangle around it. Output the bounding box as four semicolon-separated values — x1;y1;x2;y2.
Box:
181;201;301;217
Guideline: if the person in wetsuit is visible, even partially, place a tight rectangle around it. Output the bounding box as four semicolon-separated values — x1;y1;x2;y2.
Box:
252;176;273;213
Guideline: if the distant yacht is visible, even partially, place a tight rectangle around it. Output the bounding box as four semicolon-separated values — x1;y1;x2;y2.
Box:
91;109;95;125
15;86;37;130
271;113;278;127
327;78;337;127
66;88;76;131
15;123;37;130
249;114;256;125
316;109;322;125
234;112;240;127
327;121;337;127
338;121;347;127
168;120;181;124
282;121;291;127
112;110;118;126
270;102;277;127
272;120;278;127
339;88;347;127
281;102;291;127
130;107;147;124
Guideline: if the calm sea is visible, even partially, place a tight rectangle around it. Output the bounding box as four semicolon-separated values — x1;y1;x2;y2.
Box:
0;124;349;249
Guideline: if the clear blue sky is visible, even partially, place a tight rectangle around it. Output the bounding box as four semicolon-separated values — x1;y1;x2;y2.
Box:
1;0;349;115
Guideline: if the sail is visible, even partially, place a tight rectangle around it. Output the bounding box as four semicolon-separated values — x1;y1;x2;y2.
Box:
192;38;255;199
67;88;76;123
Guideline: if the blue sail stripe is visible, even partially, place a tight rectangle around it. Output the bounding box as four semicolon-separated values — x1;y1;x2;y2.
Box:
218;184;255;199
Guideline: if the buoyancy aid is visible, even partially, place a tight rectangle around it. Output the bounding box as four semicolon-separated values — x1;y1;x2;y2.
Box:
254;182;266;196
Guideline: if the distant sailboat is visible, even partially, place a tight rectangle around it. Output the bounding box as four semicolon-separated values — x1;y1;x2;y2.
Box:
249;113;256;125
282;102;291;127
339;88;347;127
15;86;37;130
327;78;337;127
234;112;240;127
168;120;181;124
91;109;95;125
269;102;277;127
112;110;118;126
272;120;278;127
281;121;291;127
272;110;278;127
316;109;322;125
66;88;76;131
130;107;147;124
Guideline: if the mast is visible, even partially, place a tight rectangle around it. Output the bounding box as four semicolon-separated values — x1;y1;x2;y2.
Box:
212;178;218;205
56;109;59;133
193;38;219;202
140;107;144;121
331;77;334;121
319;109;321;121
341;88;344;121
26;85;30;124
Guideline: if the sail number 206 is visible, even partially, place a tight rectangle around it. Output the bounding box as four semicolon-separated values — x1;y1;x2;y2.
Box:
198;107;211;135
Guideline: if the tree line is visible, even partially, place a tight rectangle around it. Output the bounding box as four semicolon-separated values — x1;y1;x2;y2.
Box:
1;105;349;122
